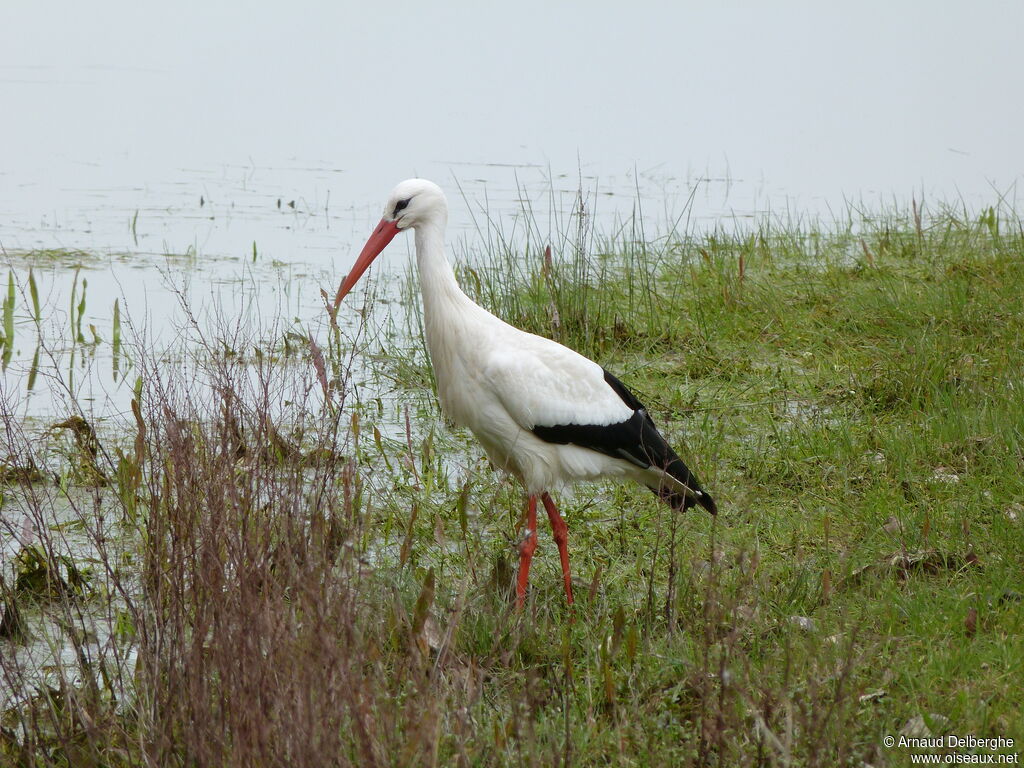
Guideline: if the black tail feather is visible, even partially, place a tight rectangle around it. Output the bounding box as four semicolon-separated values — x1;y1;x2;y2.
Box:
534;368;718;515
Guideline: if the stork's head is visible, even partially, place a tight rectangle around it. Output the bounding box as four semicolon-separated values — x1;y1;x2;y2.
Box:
334;178;448;307
385;178;447;230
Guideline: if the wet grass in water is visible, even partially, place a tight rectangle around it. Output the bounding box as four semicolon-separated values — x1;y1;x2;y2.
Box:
0;200;1022;765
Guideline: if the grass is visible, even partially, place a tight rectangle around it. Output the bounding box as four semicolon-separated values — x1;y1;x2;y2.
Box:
1;198;1022;766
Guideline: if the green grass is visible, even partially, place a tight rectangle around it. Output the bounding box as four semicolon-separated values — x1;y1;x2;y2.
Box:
2;200;1022;766
372;200;1024;764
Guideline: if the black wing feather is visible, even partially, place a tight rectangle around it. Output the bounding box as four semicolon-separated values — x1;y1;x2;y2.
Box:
531;369;716;514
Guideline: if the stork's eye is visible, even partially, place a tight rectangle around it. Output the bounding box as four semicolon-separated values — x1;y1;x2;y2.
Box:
393;197;412;216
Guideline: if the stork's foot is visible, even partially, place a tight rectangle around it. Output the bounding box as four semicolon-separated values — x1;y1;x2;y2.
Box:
514;493;575;610
541;492;574;606
515;495;538;609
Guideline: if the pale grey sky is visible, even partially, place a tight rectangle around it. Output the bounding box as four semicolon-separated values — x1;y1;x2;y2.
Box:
1;0;1021;250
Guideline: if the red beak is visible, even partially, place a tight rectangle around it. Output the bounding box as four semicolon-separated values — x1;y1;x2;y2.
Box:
334;218;402;308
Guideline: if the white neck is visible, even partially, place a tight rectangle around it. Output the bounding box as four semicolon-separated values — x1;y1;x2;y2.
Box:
413;215;495;403
414;217;471;314
410;211;503;429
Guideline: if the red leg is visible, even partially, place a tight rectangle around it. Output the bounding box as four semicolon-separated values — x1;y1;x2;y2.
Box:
541;493;574;605
515;495;538;609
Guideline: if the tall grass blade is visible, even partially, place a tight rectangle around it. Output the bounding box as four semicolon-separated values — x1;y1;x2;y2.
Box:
27;344;40;390
69;267;80;348
77;277;88;344
112;299;121;380
2;271;13;368
28;267;40;323
4;271;13;341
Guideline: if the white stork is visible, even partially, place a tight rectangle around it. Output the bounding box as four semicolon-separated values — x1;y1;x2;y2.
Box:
335;179;716;608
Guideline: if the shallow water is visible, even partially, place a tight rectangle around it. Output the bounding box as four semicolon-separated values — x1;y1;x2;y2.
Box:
3;3;1022;420
1;2;1023;707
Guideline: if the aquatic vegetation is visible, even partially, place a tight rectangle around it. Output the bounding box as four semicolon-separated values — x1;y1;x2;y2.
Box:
0;199;1022;765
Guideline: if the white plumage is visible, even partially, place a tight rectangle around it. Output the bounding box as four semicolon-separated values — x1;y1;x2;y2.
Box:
336;178;715;607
